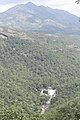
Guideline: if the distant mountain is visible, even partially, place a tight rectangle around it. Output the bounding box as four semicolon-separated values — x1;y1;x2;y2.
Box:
0;2;80;34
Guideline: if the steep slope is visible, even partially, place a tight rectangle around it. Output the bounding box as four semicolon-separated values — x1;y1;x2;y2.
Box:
0;2;80;34
0;28;80;113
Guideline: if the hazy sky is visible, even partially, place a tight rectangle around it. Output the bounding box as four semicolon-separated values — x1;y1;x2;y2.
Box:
0;0;80;16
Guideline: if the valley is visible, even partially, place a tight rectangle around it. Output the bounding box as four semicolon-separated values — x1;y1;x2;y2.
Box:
0;2;80;120
0;30;80;116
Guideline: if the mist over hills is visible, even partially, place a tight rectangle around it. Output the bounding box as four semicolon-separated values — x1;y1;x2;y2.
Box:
0;2;80;34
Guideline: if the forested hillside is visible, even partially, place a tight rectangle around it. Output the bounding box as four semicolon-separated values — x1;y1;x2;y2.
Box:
0;30;80;119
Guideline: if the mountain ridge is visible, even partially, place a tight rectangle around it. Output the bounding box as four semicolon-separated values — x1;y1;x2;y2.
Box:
0;2;80;34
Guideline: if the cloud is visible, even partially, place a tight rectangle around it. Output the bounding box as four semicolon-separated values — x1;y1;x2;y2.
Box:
0;0;27;5
0;4;14;12
0;0;28;12
0;0;75;5
58;4;80;16
48;0;80;16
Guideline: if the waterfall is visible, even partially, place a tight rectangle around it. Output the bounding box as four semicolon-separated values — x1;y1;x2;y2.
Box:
40;87;56;114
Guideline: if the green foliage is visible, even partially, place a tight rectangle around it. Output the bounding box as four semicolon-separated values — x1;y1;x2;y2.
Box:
44;98;80;120
1;99;80;120
0;105;27;120
0;32;80;116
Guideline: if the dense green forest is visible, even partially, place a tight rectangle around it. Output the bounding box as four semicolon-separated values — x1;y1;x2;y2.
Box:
0;31;80;119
